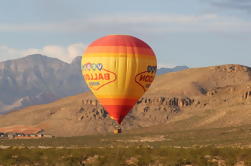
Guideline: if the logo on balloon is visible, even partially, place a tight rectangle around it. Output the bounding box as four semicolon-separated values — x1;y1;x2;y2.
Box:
82;63;103;71
147;65;157;73
82;63;117;91
135;65;157;92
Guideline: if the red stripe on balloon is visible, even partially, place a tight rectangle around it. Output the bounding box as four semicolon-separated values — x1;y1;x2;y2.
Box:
89;35;151;48
99;98;138;106
103;105;134;124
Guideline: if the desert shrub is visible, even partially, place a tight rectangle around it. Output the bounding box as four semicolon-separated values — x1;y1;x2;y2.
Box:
0;147;251;165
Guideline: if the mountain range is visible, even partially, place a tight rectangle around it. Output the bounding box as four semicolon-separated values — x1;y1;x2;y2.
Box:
0;54;188;113
0;54;86;113
0;64;250;136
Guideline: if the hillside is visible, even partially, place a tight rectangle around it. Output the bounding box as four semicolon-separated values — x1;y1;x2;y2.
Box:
0;64;250;136
0;54;87;113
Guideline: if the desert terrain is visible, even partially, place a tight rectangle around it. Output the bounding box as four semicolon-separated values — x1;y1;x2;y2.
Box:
0;64;250;137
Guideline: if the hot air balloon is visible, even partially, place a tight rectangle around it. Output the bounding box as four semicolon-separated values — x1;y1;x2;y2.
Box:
81;35;157;132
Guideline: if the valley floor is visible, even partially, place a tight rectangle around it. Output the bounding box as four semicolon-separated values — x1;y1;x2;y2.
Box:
0;146;251;166
1;126;251;165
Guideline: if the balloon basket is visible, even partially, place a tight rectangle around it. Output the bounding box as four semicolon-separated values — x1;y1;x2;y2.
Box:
113;128;122;134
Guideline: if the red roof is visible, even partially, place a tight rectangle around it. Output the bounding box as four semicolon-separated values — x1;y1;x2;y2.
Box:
0;125;42;134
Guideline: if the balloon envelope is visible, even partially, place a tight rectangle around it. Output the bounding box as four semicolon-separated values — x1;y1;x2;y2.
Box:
82;35;157;124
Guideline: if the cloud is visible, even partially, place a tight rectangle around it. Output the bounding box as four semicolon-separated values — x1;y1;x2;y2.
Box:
0;45;24;61
0;13;251;34
0;43;86;63
157;64;177;69
91;14;218;24
209;0;251;12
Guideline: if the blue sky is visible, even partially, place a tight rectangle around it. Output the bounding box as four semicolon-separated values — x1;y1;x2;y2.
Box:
0;0;251;67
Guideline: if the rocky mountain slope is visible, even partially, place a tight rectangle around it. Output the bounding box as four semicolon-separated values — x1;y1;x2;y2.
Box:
0;64;250;136
0;54;187;113
0;54;86;113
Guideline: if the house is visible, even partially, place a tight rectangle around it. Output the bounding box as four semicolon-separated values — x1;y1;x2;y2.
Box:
0;125;49;139
7;133;16;139
16;133;25;137
0;132;5;137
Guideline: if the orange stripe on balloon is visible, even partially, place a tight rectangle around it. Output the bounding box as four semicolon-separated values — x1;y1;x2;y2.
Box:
99;98;138;106
84;46;155;56
96;95;142;99
83;53;156;59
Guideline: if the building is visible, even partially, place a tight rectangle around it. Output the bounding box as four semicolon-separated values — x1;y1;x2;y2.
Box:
0;132;5;137
0;125;48;139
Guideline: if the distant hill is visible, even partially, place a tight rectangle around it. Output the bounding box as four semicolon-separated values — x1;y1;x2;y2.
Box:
0;64;250;136
157;66;188;75
0;54;87;113
0;55;186;113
